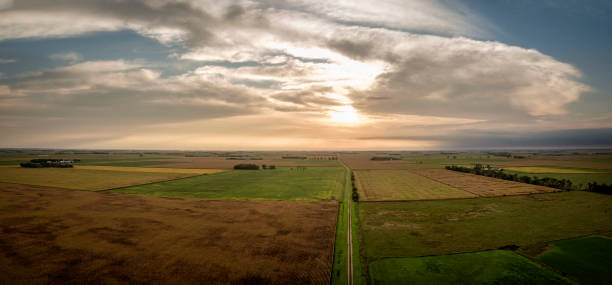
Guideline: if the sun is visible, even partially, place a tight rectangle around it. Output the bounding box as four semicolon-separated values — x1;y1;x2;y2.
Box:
328;105;361;124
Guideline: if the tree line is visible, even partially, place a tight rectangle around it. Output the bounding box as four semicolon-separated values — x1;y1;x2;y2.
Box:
350;171;359;201
445;164;612;194
21;158;75;168
445;164;573;191
233;164;276;170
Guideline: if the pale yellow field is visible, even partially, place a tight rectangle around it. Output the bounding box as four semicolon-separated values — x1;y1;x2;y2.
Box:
504;167;607;174
75;165;224;174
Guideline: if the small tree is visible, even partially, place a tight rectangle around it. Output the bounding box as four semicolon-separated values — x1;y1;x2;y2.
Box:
269;165;276;169
262;164;267;170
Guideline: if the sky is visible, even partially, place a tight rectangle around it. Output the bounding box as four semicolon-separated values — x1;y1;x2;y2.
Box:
0;0;611;150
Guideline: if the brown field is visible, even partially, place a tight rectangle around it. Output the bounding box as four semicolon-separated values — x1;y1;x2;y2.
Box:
493;159;612;170
354;170;475;201
150;157;341;169
0;166;201;191
412;169;557;197
0;183;337;284
341;156;416;170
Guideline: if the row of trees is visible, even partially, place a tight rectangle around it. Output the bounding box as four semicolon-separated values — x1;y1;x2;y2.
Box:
20;158;77;168
584;182;612;194
371;156;401;161
445;165;574;191
350;171;359;201
21;162;73;168
233;164;276;170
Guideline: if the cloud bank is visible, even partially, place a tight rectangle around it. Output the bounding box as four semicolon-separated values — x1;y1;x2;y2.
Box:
0;0;601;149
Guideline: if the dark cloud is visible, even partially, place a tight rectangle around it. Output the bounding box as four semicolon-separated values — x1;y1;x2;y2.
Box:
327;39;375;60
359;128;612;149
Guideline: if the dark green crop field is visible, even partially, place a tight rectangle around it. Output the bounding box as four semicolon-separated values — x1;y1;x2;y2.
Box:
536;236;612;285
369;250;573;285
359;191;612;259
110;166;345;201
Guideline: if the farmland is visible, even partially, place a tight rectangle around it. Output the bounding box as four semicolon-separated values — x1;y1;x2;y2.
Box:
149;156;342;169
359;191;612;259
0;166;204;191
354;170;475;201
412;169;556;196
369;250;572;285
502;166;612;188
111;166;345;201
534;236;612;285
75;165;224;175
2;149;612;284
0;182;338;284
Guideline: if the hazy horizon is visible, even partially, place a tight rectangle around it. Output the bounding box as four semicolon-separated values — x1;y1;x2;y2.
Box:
1;1;611;150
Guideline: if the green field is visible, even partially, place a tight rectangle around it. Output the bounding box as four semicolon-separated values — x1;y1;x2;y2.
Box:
535;236;612;285
355;170;475;201
110;166;345;201
359;191;612;259
503;169;612;188
0;166;198;190
504;166;609;174
369;250;572;285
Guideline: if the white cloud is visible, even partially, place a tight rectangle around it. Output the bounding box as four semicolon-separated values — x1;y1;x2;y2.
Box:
0;58;16;64
0;0;599;149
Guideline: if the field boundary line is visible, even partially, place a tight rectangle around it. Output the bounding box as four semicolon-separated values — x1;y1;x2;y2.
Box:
357;190;578;204
96;172;214;192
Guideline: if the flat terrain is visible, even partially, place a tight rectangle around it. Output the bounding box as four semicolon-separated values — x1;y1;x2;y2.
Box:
354;170;475;201
111;167;345;201
0;166;200;191
535;236;612;285
504;166;609;174
503;167;612;188
0;183;338;284
341;156;416;170
369;250;572;285
359;191;612;259
151;157;341;169
412;169;556;196
75;165;223;174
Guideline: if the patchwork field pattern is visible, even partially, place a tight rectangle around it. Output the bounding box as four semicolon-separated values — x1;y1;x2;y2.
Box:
359;191;612;259
111;167;345;201
75;165;224;174
504;166;609;174
369;250;572;285
151;157;341;169
354;170;475;201
0;183;338;284
0;166;200;191
341;156;416;170
412;169;556;196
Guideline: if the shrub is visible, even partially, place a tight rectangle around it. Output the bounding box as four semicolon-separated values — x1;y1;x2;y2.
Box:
233;164;259;170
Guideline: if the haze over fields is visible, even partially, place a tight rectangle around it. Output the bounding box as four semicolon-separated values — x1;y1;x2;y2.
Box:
0;0;611;150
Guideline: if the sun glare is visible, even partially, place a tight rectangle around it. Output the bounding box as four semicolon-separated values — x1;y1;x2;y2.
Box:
328;105;361;124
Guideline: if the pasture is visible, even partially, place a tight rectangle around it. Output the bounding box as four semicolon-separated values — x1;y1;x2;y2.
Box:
412;169;556;196
369;250;572;285
354;170;475;201
0;183;338;284
359;191;612;259
535;236;612;285
110;166;345;201
0;166;201;191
